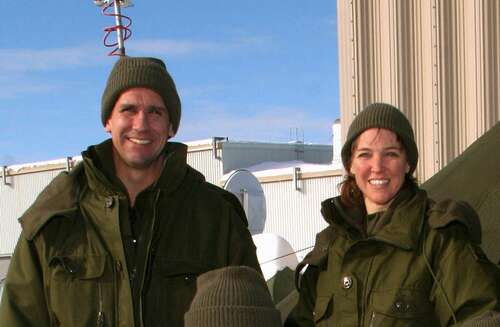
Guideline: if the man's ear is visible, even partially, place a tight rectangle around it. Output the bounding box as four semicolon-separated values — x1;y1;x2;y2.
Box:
167;124;175;138
104;120;112;133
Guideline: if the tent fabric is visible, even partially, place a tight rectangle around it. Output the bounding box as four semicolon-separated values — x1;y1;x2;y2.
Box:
422;122;500;264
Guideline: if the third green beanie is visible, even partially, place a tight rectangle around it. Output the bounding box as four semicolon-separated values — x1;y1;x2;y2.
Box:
184;266;282;327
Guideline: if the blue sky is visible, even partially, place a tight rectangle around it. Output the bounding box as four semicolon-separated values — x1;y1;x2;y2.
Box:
0;1;339;166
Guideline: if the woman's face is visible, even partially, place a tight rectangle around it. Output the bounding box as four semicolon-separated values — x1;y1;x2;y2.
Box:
349;128;410;214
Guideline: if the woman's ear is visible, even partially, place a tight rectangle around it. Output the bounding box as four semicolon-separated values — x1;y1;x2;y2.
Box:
405;164;410;174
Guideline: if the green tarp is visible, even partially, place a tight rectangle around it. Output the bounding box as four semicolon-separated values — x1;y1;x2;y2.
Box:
422;122;500;264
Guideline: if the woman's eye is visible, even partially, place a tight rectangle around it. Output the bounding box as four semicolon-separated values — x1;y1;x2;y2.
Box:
386;151;400;157
357;152;370;158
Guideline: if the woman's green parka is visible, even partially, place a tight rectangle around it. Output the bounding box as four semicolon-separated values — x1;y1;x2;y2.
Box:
286;185;500;327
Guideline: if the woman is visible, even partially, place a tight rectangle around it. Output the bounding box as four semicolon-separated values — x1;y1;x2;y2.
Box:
286;103;500;326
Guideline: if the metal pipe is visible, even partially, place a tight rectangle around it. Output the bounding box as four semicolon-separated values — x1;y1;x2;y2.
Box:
2;166;10;186
66;157;73;172
212;137;228;159
293;167;301;191
113;0;126;56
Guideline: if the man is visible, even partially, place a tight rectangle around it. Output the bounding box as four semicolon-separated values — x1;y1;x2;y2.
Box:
0;57;261;327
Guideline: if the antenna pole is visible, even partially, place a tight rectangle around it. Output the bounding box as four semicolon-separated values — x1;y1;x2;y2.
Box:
113;1;126;55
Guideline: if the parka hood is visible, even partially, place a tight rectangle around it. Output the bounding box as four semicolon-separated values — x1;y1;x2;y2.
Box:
19;165;82;241
19;139;205;241
321;184;427;250
321;182;482;250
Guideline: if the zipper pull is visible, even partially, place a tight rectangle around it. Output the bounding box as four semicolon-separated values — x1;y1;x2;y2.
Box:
369;312;376;327
97;311;105;327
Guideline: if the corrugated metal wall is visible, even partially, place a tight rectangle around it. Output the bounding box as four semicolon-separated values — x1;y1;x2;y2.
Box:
338;0;500;181
186;149;223;185
261;174;343;259
0;170;63;255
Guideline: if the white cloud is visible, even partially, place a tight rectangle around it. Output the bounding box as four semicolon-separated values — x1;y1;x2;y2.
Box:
0;36;273;98
0;45;104;73
128;36;273;57
0;36;273;74
178;104;331;143
128;39;217;56
0;81;61;99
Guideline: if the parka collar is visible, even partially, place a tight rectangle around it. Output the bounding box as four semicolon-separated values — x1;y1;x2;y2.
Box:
82;139;197;197
372;188;427;250
321;184;428;250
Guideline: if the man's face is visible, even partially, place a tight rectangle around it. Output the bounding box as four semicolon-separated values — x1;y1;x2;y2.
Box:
105;87;174;170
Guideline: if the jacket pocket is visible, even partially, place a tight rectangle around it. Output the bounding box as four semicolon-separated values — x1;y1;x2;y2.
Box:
369;288;434;327
143;258;212;327
49;255;113;327
313;295;333;326
50;254;106;280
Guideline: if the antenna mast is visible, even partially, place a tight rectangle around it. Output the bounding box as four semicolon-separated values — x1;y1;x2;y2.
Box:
94;0;133;56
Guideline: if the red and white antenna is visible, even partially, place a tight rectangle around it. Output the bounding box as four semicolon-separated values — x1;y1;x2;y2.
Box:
94;0;133;56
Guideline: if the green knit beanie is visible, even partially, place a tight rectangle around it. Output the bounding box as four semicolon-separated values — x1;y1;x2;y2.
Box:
341;102;418;174
184;266;282;327
101;56;181;134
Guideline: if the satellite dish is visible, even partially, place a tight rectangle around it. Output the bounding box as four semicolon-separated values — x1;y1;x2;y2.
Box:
223;169;266;235
252;233;298;280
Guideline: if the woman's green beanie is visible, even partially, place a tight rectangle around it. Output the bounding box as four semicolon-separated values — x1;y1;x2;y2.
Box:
341;103;418;174
101;56;181;134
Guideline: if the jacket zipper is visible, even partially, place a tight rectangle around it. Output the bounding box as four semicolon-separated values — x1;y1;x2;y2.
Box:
114;260;121;326
137;189;161;327
369;312;376;327
97;282;105;327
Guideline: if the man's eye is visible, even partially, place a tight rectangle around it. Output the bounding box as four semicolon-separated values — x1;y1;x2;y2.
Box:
148;107;164;115
120;107;133;113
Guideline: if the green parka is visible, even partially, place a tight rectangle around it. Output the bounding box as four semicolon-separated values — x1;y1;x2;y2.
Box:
0;140;261;327
286;184;500;327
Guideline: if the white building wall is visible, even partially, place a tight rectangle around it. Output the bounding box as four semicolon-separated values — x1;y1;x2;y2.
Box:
221;142;332;175
0;169;64;256
261;173;343;260
186;149;223;185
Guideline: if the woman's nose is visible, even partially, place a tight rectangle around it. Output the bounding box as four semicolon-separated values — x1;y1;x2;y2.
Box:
370;155;383;172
